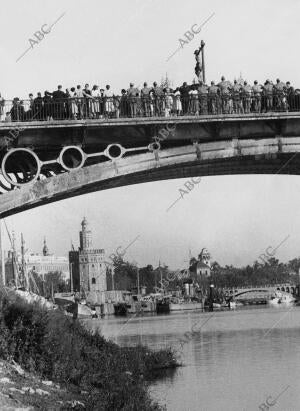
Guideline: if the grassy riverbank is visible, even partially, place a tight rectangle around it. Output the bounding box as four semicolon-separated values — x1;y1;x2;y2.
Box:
0;290;178;410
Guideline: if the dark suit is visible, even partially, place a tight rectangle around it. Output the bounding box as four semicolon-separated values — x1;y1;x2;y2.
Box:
10;103;25;121
33;97;43;120
52;89;66;119
179;85;191;114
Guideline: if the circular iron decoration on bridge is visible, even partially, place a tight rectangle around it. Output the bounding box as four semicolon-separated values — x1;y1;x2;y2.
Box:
104;144;125;160
1;148;41;187
59;146;86;171
148;141;161;152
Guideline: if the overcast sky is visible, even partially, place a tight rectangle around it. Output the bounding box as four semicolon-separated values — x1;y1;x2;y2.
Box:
1;0;300;270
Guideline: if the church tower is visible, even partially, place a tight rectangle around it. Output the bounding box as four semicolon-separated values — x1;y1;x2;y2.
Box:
43;237;50;256
198;248;211;267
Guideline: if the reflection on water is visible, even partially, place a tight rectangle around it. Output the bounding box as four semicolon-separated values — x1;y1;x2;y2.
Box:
85;306;300;411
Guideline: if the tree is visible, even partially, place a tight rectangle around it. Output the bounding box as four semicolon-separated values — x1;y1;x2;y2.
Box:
288;258;300;273
111;256;138;291
44;271;68;295
189;257;197;266
28;271;68;297
160;73;173;90
108;252;300;293
211;261;221;272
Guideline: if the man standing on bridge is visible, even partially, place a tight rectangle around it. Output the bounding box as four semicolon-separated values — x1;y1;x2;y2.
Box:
152;81;163;116
263;80;274;112
232;80;243;114
83;84;92;118
198;80;209;115
33;93;43;120
127;83;140;118
252;81;262;113
286;81;295;110
241;81;252;114
52;85;66;120
141;82;151;117
179;82;190;115
0;93;5;122
208;81;219;114
274;78;287;111
217;76;232;114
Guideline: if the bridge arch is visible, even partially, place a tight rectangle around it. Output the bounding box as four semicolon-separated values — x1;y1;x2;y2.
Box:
1;134;300;217
230;289;269;298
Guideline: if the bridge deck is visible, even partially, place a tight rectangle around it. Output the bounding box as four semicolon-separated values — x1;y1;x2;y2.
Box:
1;111;300;130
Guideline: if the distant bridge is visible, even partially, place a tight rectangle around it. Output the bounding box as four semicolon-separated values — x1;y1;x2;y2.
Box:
224;283;298;299
2;111;300;217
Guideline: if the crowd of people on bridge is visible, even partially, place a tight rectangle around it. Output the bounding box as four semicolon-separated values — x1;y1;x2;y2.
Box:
1;77;299;122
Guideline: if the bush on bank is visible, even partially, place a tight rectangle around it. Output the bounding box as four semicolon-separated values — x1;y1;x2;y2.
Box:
0;291;177;410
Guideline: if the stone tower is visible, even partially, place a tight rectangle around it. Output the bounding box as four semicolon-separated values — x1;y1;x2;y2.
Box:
78;217;107;294
80;217;92;250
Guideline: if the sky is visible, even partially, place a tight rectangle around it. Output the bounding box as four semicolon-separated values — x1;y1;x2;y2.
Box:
1;0;300;270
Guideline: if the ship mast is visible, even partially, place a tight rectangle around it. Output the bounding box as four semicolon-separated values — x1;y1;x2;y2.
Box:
20;233;29;290
159;260;163;294
11;230;18;287
0;220;5;287
3;221;16;286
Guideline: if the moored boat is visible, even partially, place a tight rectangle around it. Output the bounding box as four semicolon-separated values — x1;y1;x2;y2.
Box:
114;302;128;316
65;301;97;318
78;303;97;318
268;291;295;306
156;297;170;314
169;300;203;311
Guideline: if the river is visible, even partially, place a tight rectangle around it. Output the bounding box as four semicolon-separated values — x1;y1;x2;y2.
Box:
86;305;300;410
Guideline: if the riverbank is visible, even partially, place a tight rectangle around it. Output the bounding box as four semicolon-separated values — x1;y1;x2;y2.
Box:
0;358;88;410
0;289;178;410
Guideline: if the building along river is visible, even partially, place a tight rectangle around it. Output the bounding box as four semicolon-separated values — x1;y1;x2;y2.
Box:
85;306;300;411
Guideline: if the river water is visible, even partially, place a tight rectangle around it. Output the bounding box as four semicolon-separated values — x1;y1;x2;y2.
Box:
86;306;300;411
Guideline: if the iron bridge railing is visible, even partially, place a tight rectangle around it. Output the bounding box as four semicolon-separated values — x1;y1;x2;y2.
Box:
0;93;300;122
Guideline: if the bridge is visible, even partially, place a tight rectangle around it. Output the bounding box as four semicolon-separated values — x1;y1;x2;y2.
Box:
1;110;300;217
231;290;272;304
224;283;299;302
224;283;297;294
